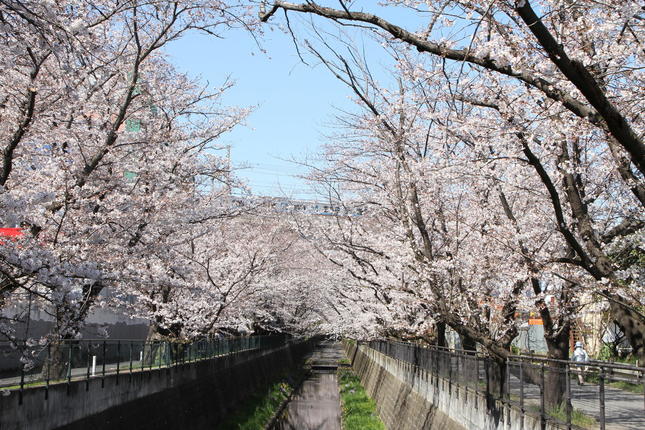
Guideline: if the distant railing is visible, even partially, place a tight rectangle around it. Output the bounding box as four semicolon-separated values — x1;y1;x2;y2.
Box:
0;335;289;401
366;340;645;430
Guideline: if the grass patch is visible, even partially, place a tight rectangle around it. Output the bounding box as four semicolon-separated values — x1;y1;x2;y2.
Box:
527;403;596;429
1;380;45;390
607;380;644;394
583;374;644;394
549;402;597;428
219;371;302;430
1;377;81;390
338;367;385;430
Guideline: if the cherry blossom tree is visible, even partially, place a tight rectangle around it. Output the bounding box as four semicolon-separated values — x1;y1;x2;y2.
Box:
259;0;643;406
0;0;256;375
260;0;645;362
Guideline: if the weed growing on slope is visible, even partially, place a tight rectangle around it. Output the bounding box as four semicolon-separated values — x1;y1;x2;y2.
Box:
338;367;385;430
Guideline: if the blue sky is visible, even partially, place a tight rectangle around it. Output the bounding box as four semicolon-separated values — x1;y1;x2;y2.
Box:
164;2;423;199
164;25;354;199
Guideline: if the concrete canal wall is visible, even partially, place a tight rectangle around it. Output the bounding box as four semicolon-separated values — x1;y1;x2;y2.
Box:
0;340;314;430
345;343;551;430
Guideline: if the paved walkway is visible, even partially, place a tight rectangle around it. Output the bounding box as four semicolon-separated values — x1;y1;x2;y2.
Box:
508;373;644;429
0;359;149;389
0;347;259;389
275;341;344;430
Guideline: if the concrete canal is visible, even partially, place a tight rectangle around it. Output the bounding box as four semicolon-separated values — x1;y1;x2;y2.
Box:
274;341;345;430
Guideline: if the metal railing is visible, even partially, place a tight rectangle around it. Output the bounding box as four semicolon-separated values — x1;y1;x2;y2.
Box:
366;340;645;430
0;335;288;400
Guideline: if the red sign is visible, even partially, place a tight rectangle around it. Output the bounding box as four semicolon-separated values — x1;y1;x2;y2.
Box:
0;228;23;238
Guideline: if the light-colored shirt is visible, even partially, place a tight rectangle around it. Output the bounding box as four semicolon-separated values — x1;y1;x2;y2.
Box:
572;347;589;362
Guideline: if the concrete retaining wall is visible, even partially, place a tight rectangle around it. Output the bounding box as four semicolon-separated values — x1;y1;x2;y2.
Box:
0;340;314;430
345;343;555;430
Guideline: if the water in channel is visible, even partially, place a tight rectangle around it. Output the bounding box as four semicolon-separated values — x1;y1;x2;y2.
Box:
274;341;345;430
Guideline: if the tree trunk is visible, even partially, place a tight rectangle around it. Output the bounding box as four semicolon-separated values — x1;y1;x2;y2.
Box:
41;336;76;381
461;332;477;351
609;299;645;361
543;322;570;409
436;320;447;347
486;356;507;411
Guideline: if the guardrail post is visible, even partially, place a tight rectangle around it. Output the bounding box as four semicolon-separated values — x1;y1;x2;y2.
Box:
599;366;606;430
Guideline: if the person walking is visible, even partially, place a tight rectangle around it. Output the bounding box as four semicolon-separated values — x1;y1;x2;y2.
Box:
571;341;589;385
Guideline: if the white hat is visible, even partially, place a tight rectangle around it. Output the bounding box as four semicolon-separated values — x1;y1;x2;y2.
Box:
575;341;583;348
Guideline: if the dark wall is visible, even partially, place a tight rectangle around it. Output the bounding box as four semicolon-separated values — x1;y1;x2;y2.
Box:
0;320;148;377
0;340;314;430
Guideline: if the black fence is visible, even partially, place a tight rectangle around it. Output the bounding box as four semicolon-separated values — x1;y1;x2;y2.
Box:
0;335;288;395
366;340;645;430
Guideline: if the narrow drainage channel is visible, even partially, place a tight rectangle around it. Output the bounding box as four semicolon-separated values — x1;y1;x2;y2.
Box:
272;341;345;430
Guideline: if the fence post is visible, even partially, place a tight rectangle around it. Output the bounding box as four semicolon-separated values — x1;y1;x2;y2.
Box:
67;344;72;394
101;340;106;388
435;348;439;390
540;362;546;430
86;343;91;391
129;342;133;377
519;360;524;415
565;363;572;429
19;361;24;405
45;343;50;400
116;340;120;385
475;355;480;395
455;351;460;390
599;366;606;430
506;359;511;403
448;351;452;394
484;356;489;403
